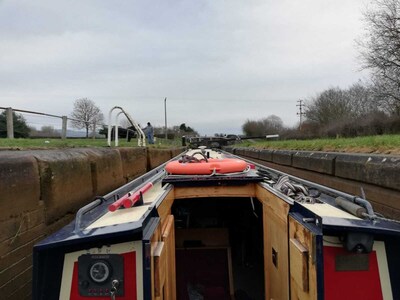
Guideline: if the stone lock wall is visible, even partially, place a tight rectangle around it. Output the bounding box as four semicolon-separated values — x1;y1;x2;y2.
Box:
226;147;400;221
0;147;185;299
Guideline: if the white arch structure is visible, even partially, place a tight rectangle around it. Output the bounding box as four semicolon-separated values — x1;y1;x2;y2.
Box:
107;106;146;147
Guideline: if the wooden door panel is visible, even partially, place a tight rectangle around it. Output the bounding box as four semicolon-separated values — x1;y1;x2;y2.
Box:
289;216;319;300
161;215;176;300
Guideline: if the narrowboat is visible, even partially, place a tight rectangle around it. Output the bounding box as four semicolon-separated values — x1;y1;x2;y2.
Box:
32;148;400;300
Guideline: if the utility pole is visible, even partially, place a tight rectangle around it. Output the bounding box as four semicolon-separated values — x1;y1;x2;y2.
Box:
297;99;306;131
61;116;67;139
164;97;167;140
6;107;14;139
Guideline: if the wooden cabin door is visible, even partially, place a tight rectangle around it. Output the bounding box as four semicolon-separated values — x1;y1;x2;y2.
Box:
288;209;323;300
262;193;290;300
143;215;176;300
160;215;176;300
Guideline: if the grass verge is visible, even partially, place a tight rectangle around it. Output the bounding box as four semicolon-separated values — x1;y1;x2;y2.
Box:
240;134;400;155
0;135;399;155
0;137;183;149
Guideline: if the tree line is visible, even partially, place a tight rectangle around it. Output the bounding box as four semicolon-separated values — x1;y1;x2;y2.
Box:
243;0;400;139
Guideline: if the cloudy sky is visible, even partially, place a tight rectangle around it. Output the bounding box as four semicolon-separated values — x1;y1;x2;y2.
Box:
0;0;370;135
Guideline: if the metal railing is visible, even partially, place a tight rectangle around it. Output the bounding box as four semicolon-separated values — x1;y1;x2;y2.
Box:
107;106;146;147
0;107;99;139
1;106;147;147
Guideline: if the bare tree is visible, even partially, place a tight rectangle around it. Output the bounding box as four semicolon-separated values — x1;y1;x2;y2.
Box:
369;76;400;115
242;119;262;136
358;0;400;115
345;81;380;117
40;126;58;137
303;82;398;136
242;115;284;136
263;115;284;133
305;87;352;126
71;98;104;138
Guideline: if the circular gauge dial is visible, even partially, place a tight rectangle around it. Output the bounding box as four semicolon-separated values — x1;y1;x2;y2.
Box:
89;261;110;283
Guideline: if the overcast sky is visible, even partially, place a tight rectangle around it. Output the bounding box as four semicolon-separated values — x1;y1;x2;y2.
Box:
0;0;370;135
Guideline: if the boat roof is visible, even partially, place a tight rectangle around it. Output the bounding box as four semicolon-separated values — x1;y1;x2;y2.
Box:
34;148;400;250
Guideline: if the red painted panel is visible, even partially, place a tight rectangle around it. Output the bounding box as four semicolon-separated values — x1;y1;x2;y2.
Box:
324;246;383;300
70;252;137;300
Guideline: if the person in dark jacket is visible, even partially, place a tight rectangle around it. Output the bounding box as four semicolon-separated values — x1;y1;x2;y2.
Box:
144;122;154;144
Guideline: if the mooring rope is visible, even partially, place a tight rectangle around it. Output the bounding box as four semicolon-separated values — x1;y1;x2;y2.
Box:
270;174;400;224
272;175;319;204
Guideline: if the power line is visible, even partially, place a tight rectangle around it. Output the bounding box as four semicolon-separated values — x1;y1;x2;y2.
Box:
296;99;306;130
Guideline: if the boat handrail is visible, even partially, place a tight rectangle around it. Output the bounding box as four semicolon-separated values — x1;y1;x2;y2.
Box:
74;197;105;234
72;150;187;233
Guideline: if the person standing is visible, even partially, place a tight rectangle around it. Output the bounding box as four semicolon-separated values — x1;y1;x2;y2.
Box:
144;122;154;144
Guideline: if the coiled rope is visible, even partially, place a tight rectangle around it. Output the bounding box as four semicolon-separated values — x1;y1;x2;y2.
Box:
272;175;320;204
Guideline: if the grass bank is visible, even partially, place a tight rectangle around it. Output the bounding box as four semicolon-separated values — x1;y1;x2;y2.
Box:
0;137;182;149
0;135;399;155
240;134;400;155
